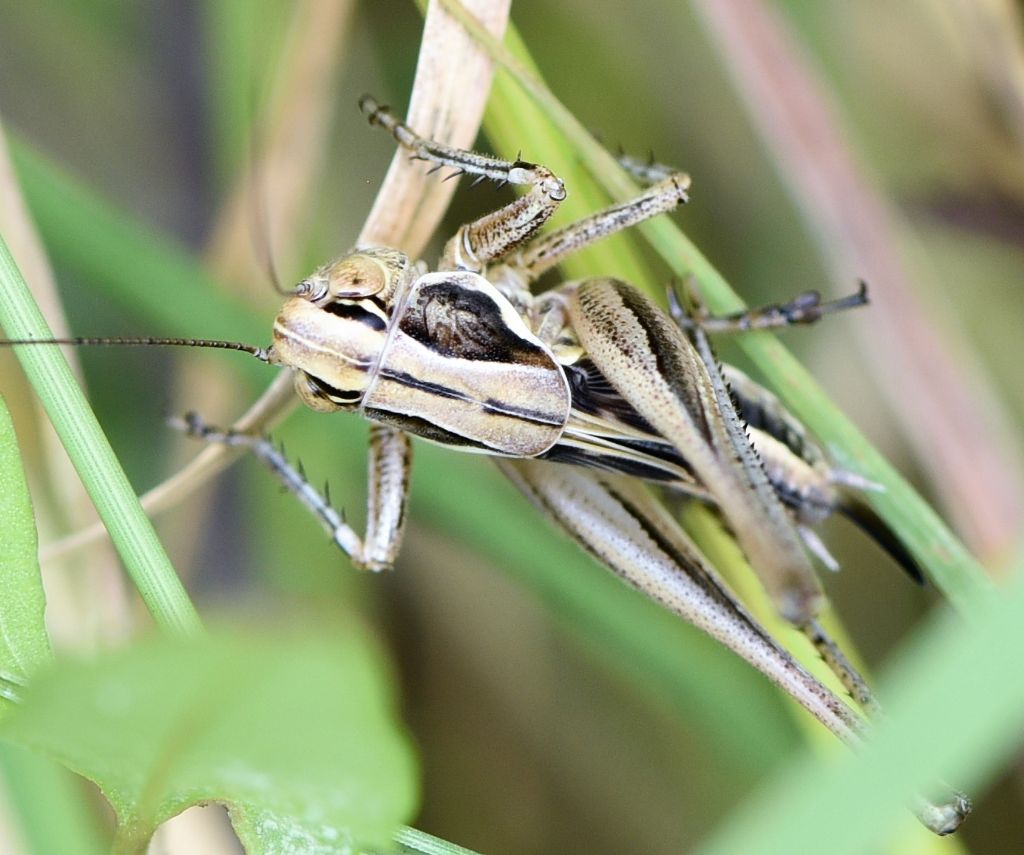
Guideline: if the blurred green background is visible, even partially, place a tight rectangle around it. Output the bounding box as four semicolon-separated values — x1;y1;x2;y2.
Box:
1;1;1023;853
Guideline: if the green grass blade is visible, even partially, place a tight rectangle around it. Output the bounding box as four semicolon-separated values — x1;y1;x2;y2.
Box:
0;234;202;637
393;825;483;855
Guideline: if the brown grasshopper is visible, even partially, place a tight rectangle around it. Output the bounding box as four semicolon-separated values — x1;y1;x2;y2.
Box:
5;97;969;834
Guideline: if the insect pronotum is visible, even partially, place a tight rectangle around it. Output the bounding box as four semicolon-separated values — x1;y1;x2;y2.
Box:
2;96;970;835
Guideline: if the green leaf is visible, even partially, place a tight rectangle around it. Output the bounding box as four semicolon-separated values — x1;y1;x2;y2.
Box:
0;393;53;711
0;627;419;854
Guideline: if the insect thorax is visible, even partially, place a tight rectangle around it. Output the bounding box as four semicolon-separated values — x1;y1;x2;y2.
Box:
270;249;572;457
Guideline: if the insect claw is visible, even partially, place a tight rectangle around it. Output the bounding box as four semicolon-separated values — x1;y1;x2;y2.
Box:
426;163;444;175
834;280;870;311
442;169;464;183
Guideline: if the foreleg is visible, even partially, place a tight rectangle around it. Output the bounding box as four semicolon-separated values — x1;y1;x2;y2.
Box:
509;172;689;284
360;96;566;272
174;413;411;572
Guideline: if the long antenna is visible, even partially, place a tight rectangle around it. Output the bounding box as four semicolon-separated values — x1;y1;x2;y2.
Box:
0;336;271;362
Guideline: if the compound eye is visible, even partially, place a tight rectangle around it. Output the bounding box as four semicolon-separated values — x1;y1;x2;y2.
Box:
294;278;327;301
326;255;387;298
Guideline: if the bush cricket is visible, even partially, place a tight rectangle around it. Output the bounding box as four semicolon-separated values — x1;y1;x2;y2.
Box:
1;96;970;835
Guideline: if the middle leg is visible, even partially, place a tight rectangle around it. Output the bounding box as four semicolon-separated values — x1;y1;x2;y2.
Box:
502;168;691;287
